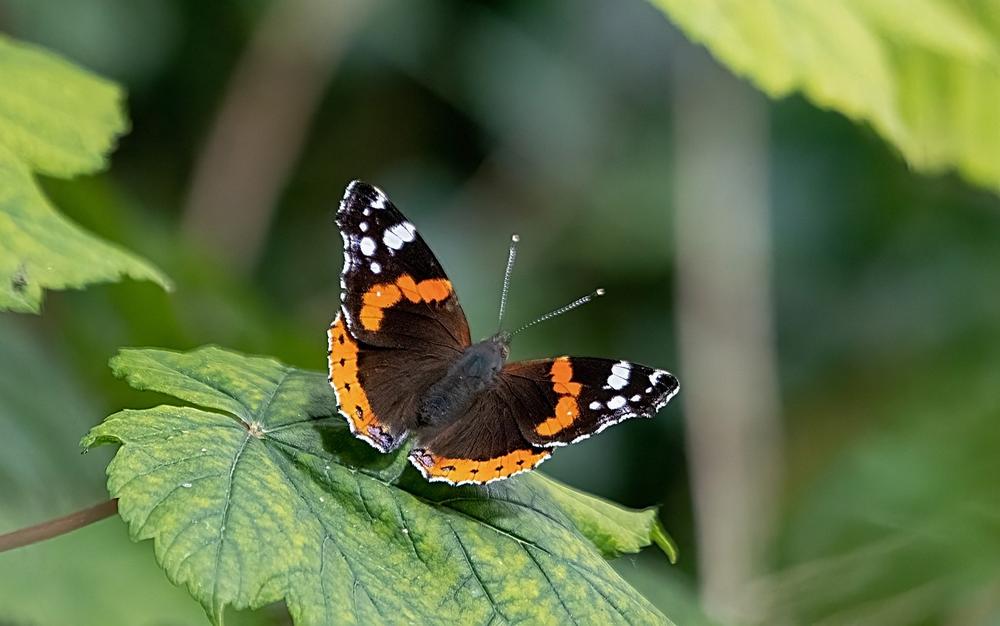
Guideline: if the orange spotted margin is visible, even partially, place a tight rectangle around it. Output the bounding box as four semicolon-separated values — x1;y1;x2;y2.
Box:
360;274;452;331
328;316;381;440
412;447;550;485
534;357;581;436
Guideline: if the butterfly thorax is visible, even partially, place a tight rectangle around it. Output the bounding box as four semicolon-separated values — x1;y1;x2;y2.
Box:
416;335;510;429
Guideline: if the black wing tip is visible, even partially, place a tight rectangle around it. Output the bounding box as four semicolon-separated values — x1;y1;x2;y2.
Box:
344;179;370;195
339;180;389;216
662;371;680;392
651;369;680;410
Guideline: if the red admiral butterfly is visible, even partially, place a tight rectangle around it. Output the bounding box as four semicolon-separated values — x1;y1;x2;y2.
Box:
329;181;679;485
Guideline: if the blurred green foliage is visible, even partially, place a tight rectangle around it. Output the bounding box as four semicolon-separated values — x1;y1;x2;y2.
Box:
0;35;169;312
652;0;1000;192
1;0;999;624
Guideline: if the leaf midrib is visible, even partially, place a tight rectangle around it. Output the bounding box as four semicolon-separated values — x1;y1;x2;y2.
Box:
210;431;252;619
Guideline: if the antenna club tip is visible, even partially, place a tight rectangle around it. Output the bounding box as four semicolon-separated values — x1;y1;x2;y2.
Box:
511;234;520;242
595;288;606;296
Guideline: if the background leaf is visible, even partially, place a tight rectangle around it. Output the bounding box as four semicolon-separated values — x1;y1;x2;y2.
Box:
649;0;1000;193
0;34;169;313
83;346;675;625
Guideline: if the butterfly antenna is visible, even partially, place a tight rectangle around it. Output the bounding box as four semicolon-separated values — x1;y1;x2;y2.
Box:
510;288;605;337
497;234;520;332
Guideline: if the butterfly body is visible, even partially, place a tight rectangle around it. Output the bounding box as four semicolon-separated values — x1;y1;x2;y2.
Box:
417;335;508;430
330;180;679;485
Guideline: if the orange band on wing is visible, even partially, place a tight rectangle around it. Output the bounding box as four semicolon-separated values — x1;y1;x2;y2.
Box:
359;274;453;330
535;356;583;437
328;316;382;441
411;447;550;484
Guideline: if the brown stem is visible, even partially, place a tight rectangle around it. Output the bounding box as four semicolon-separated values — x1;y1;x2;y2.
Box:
180;0;371;274
0;499;119;553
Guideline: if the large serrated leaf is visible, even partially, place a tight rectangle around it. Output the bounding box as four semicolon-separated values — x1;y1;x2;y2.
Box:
650;0;1000;194
0;34;169;313
83;346;676;625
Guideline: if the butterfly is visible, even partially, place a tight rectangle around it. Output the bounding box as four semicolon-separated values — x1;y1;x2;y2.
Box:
329;181;679;485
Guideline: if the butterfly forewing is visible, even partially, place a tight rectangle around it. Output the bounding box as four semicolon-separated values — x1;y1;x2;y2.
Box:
329;181;472;453
336;180;471;350
499;357;679;447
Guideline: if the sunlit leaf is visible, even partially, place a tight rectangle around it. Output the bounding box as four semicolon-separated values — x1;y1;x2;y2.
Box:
83;346;675;625
0;34;169;313
650;0;1000;193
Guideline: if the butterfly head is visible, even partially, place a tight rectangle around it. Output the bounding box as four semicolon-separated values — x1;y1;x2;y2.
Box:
491;331;512;360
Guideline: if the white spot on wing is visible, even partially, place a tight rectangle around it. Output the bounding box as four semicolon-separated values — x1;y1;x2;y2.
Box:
631;394;642;402
371;195;386;210
359;222;368;232
399;222;417;240
370;261;381;274
589;401;602;410
385;222;416;250
607;395;627;410
383;230;404;250
607;361;631;390
359;237;376;256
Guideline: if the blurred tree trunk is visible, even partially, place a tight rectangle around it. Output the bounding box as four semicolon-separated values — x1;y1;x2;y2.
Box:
670;41;783;624
181;0;370;274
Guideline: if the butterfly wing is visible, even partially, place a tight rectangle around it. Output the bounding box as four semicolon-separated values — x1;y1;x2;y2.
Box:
329;181;471;453
408;389;551;485
407;357;677;485
499;357;679;446
336;181;471;350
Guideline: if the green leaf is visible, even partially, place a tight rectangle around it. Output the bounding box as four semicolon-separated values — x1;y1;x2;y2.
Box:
650;0;1000;193
541;478;678;564
83;346;675;626
0;34;169;313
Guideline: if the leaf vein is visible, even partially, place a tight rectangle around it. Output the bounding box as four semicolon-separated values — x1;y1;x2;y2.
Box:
210;431;253;616
449;523;506;626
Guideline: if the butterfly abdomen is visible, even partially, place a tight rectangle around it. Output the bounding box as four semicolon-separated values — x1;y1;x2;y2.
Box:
417;338;507;429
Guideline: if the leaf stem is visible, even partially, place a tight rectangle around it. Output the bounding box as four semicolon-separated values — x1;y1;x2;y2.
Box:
0;499;118;553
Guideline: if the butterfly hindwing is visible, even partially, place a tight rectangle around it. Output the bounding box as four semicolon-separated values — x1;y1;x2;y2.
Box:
499;357;679;447
408;389;551;485
329;312;455;452
330;181;472;452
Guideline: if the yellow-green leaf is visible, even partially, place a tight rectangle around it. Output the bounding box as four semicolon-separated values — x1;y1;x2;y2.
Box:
0;34;169;313
650;0;1000;193
83;346;676;625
